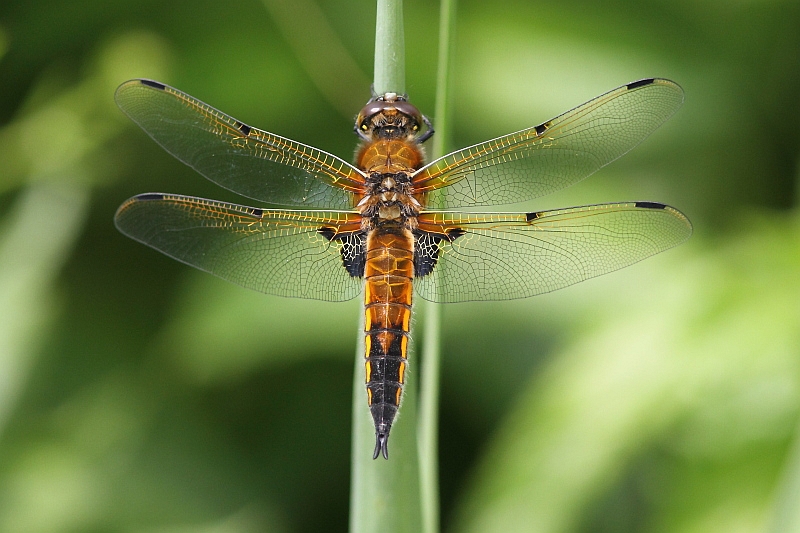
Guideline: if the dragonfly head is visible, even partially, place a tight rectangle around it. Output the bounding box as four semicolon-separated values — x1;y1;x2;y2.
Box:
356;93;424;142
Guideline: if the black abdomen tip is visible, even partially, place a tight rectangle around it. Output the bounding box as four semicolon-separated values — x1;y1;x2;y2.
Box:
373;432;389;460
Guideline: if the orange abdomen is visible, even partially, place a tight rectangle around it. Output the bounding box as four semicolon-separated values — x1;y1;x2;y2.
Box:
363;225;414;457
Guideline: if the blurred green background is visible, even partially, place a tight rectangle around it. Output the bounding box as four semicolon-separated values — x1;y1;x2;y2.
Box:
1;0;799;532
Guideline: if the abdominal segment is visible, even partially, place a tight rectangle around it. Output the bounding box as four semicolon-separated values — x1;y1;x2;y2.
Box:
363;227;414;459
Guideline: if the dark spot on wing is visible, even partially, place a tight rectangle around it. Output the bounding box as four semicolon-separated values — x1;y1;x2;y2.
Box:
446;228;466;241
318;227;336;240
136;193;165;201
526;212;540;222
248;208;263;218
235;121;252;136
627;78;655;90
140;79;166;90
634;201;666;210
534;122;549;136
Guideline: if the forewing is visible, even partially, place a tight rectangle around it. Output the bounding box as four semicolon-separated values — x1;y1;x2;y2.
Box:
414;202;692;303
415;79;684;208
115;79;366;209
115;193;363;301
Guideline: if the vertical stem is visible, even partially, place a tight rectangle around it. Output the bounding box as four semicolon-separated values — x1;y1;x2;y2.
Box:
418;300;442;533
431;0;456;161
350;2;420;533
419;2;456;533
373;0;405;95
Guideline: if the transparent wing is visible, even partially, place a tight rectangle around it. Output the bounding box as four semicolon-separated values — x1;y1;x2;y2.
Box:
114;193;364;301
414;202;692;303
414;78;684;209
115;79;366;209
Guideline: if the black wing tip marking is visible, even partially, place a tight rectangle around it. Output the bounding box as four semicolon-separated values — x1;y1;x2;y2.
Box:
373;432;389;460
139;79;167;90
634;201;667;210
135;193;165;201
626;78;656;90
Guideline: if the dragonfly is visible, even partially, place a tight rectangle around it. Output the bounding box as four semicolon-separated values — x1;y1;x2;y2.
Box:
114;77;691;459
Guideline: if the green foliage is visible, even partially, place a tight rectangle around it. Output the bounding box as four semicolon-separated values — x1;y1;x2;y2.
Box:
0;1;799;532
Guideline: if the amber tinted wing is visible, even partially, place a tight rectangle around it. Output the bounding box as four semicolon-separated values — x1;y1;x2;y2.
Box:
414;202;691;303
115;79;365;209
415;79;684;209
115;193;363;301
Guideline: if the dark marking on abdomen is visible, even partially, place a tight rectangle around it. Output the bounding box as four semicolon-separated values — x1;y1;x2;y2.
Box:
364;229;414;458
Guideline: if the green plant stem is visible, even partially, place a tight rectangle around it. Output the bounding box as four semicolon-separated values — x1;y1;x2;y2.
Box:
373;0;405;95
418;3;455;533
418;300;442;533
431;0;456;161
350;2;421;533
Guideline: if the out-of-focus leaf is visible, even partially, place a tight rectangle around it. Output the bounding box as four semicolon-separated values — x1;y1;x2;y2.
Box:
157;275;360;383
0;184;88;435
0;31;172;193
453;212;800;533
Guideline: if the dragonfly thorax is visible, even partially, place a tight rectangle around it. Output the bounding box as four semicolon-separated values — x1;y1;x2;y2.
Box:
357;171;421;223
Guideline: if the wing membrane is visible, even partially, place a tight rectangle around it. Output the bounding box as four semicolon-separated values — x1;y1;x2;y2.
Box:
114;193;363;301
415;78;684;208
115;79;366;209
414;202;692;302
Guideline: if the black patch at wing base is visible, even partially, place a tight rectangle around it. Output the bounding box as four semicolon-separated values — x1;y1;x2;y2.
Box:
414;231;443;277
319;228;367;277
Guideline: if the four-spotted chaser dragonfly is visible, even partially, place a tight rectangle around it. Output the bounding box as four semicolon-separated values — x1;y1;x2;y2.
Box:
114;77;691;459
